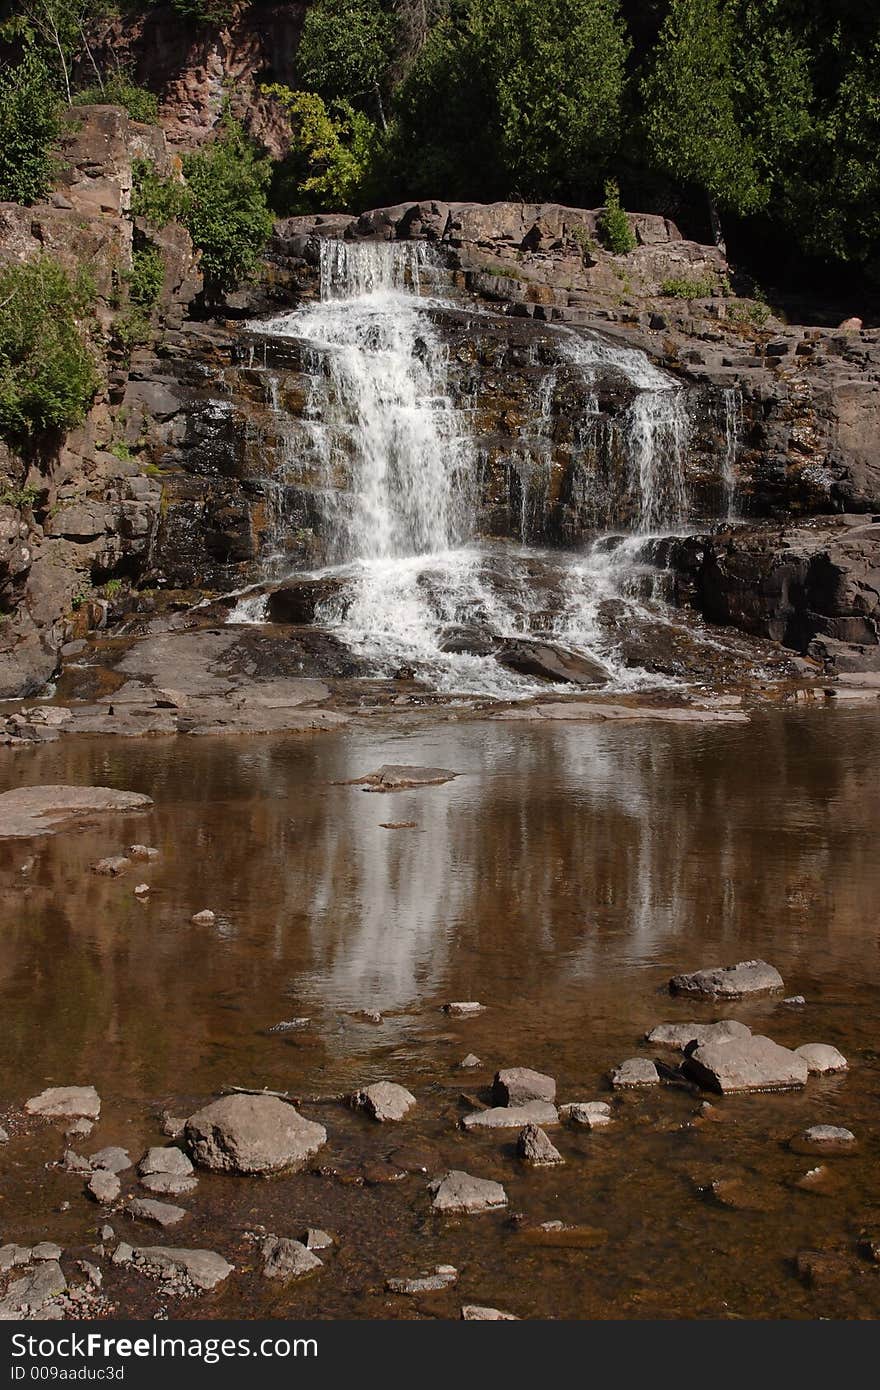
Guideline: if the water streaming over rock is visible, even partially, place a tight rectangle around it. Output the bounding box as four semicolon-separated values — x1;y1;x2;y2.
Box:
234;241;728;694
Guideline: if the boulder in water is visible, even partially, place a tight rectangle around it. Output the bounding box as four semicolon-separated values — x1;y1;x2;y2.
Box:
495;639;609;685
267;577;348;625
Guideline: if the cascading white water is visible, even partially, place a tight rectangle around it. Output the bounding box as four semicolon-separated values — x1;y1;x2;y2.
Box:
721;387;743;520
236;241;719;694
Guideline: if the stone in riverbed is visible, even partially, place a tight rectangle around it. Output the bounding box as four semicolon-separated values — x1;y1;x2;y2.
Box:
443;1001;484;1016
0;785;152;839
670;959;784;999
86;1170;120;1204
517;1124;564;1166
261;1237;322;1281
559;1101;612;1128
0;1261;66;1318
351;1081;416;1122
190;909;216;925
92;856;131;876
795;1043;848;1074
783;995;806;1006
684;1035;808;1093
123;1245;232;1291
495;639;609;686
138;1146;193;1178
798;1125;856;1150
302;1228;334;1251
185;1094;327;1174
357;765;458;791
458;1054;482;1069
429;1170;508;1215
461;1305;518;1320
492;1067;556;1107
646;1020;752;1051
128;845;159;861
461;1101;558;1130
125;1198;187;1228
89;1147;131;1174
26;1085;101;1120
0;1126;8;1143
141;1171;198;1196
610;1059;659;1089
386;1265;458;1295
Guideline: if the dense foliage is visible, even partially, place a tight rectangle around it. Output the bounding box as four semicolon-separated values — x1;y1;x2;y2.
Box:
0;52;62;203
0;257;98;440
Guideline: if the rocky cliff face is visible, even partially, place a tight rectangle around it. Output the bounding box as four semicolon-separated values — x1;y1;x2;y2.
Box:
3;109;880;699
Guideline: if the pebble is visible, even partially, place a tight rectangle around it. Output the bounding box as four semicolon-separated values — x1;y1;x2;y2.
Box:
458;1054;482;1070
134;883;150;897
0;1125;8;1143
610;1059;660;1089
443;1001;484;1017
190;910;216;925
783;995;806;1006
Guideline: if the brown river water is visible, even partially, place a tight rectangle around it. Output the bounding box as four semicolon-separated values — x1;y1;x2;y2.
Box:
0;705;878;1319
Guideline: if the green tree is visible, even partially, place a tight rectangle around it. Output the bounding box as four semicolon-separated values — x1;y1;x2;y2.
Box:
295;0;397;128
0;257;98;440
642;0;811;248
396;0;630;200
0;52;63;203
263;86;379;211
180;116;275;295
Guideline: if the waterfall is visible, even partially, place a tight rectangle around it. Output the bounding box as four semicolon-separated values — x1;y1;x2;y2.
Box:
238;240;718;695
721;387;743;521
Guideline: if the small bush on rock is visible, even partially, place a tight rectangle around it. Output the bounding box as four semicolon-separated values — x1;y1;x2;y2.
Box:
74;75;160;125
596;179;636;255
0;53;63;205
0;258;98;441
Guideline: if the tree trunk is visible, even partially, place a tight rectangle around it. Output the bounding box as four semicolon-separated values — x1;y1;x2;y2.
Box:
707;192;727;258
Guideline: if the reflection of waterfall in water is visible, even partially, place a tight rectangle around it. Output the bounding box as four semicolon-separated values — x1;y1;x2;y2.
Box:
238;242;715;694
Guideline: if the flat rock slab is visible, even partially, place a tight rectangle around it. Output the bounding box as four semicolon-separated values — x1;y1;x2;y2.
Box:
499;702;749;724
126;1198;188;1228
354;766;459;791
261;1237;322;1280
25;1085;101;1120
461;1305;518;1320
443;1001;484;1016
0;785;152;838
429;1170;508;1214
684;1035;808;1093
461;1101;559;1130
795;1043;848;1074
140;1173;198;1196
0;1261;66;1319
646;1020;752;1051
670;959;784;999
351;1081;416;1123
610;1059;660;1088
138;1146;194;1178
123;1246;233;1291
386;1265;458;1295
185;1094;327;1174
794;1125;857;1152
492;1067;556;1106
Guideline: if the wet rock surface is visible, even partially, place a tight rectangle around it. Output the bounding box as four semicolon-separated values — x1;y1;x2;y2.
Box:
684;1035;809;1093
185;1094;327;1173
0;789;151;839
429;1171;508;1215
492;1067;556;1107
670;960;785;1000
351;1082;416;1123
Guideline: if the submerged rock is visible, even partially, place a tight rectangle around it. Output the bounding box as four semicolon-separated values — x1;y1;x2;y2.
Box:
517;1124;564;1166
462;1101;559;1130
190;909;216;926
429;1170;508;1214
92;856;131;876
461;1305;518;1320
351;1081;416;1123
670;960;784;999
684;1035;808;1093
125;1198;188;1228
798;1125;856;1149
261;1237;322;1281
795;1043;848;1074
492;1067;556;1106
0;785;152;838
458;1054;482;1069
559;1101;612;1128
185;1094;327;1174
356;765;458;791
386;1265;458;1295
25;1085;101;1121
128;844;160;861
646;1020;751;1051
443;1001;484;1017
610;1059;660;1089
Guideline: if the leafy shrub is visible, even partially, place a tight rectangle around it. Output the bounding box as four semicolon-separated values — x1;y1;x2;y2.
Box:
0;258;98;440
660;275;718;298
596;179;636;254
74;75;160;124
263;86;379;211
181;116;275;293
131;159;188;228
126;246;165;309
0;53;63;205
